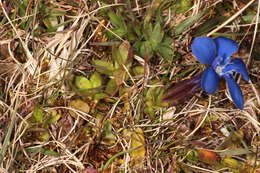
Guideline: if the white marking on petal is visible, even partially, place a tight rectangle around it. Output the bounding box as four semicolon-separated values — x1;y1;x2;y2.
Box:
215;65;225;76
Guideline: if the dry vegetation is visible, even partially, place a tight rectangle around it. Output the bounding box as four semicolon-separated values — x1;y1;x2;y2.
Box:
0;0;260;172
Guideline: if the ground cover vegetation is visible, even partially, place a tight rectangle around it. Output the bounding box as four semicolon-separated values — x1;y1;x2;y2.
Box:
0;0;260;172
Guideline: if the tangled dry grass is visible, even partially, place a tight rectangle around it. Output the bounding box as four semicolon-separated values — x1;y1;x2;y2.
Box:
0;0;260;172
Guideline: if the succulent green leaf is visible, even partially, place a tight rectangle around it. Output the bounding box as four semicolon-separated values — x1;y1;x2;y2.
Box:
93;60;115;75
90;72;102;88
75;76;92;89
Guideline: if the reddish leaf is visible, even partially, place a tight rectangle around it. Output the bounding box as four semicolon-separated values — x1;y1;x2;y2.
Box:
198;149;219;163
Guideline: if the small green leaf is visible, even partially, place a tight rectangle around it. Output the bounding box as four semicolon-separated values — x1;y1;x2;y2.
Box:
222;157;243;169
105;79;118;95
118;86;131;97
143;23;153;41
175;12;204;35
156;42;173;61
143;8;153;30
72;74;102;96
140;41;153;58
33;107;44;123
128;128;146;162
154;87;164;106
69;99;90;119
113;69;127;86
241;14;256;24
144;106;155;118
75;76;92;89
134;23;142;38
119;41;131;64
43;13;59;29
27;147;60;157
113;48;123;66
93;60;115;75
45;110;61;125
39;132;49;142
41;149;60;157
126;23;136;41
101;121;116;145
94;93;107;100
110;28;126;38
150;22;164;45
133;40;142;54
114;41;132;66
108;11;123;28
90;72;102;88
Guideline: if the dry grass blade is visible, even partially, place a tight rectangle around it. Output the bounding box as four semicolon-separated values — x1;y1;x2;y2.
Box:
0;0;37;76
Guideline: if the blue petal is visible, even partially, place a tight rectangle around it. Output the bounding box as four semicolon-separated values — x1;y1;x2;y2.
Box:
201;67;219;94
224;75;244;110
214;37;238;58
191;36;216;64
223;58;249;82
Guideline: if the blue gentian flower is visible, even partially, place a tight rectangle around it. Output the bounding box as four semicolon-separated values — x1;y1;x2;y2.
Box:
191;36;249;110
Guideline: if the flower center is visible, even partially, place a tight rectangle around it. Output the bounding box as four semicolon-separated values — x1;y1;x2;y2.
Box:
212;55;232;77
215;65;225;75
